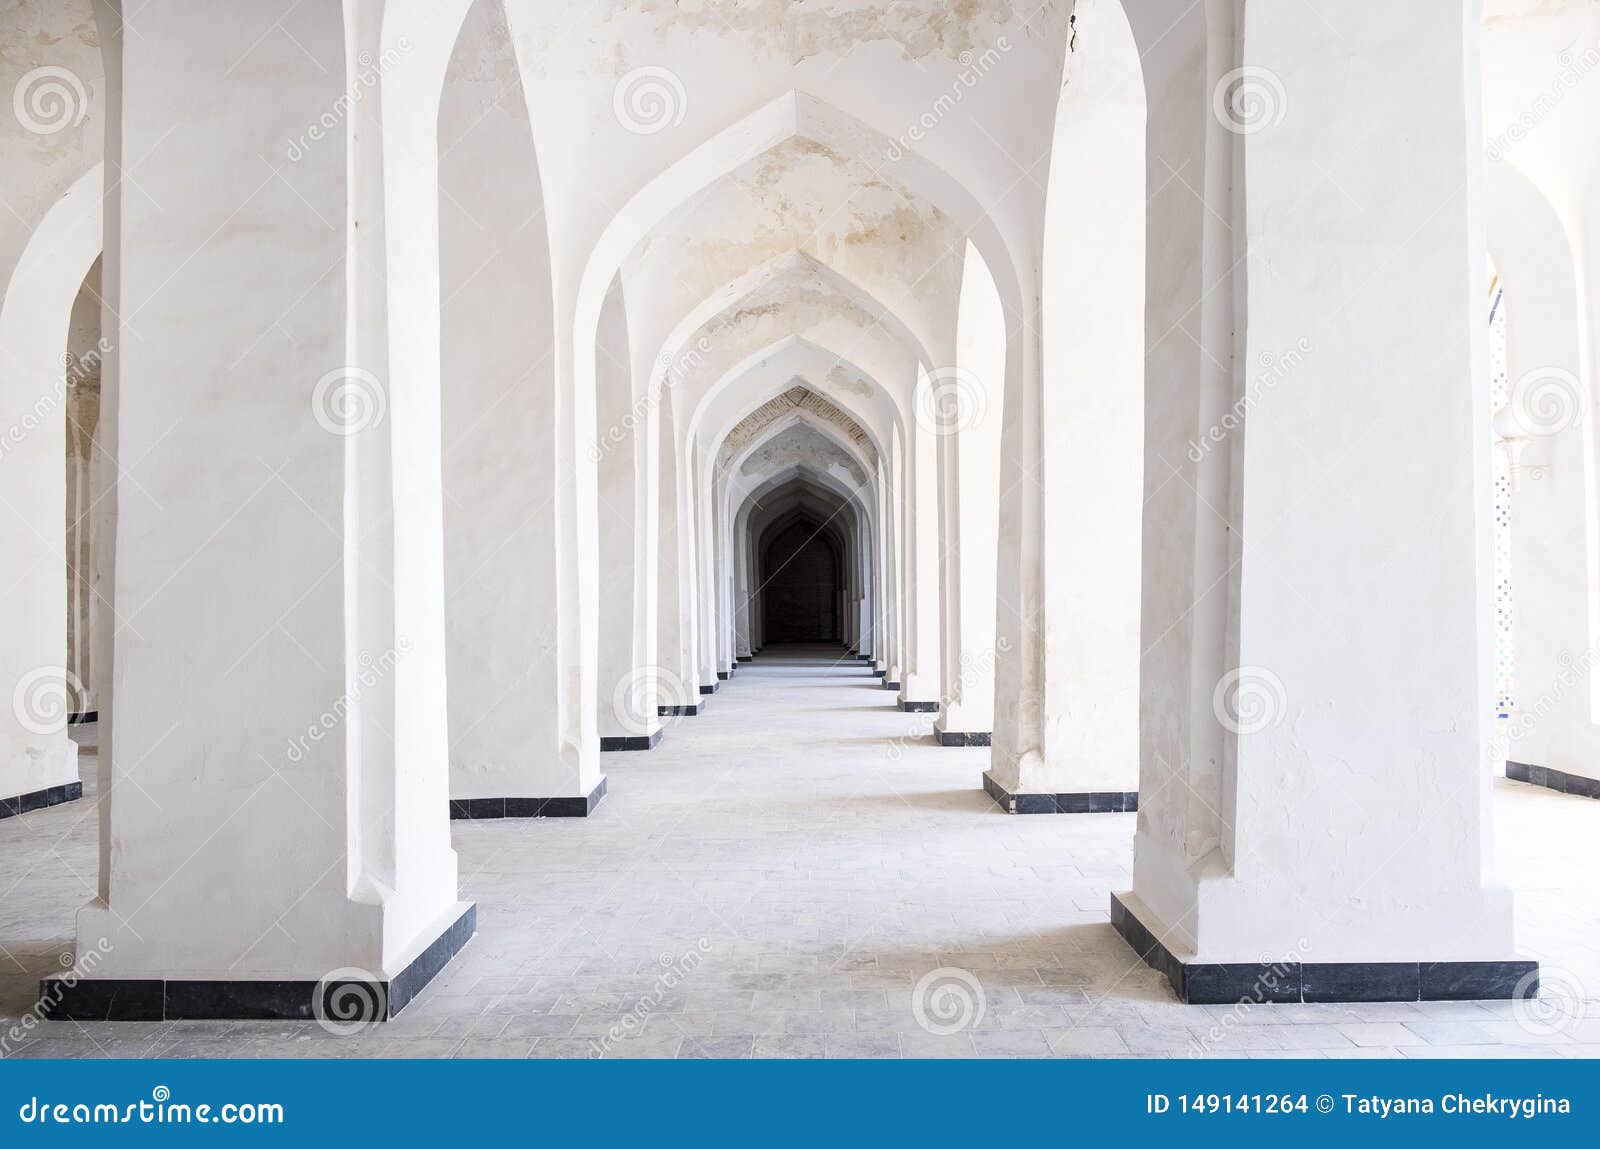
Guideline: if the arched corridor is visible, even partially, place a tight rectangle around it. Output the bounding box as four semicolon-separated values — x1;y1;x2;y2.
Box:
2;0;1599;1065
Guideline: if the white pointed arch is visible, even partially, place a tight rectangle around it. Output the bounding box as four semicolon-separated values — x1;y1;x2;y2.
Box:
649;250;938;403
722;404;874;487
574;90;1025;447
686;335;905;459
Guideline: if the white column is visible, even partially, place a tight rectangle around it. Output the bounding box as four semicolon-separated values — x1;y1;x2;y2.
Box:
898;380;943;707
1487;160;1599;790
937;244;1007;743
596;278;653;744
1122;0;1520;979
656;400;697;710
886;432;906;687
0;0;101;814
713;467;735;674
987;0;1142;804
0;169;98;809
439;1;574;801
633;387;662;723
692;441;718;691
70;1;469;996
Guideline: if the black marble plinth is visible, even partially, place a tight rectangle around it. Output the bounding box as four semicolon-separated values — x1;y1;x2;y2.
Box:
982;772;1136;814
0;781;83;820
449;778;607;820
1109;892;1538;1005
41;904;476;1021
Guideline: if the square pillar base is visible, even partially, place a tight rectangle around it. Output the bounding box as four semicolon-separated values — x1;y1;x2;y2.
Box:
1506;761;1600;799
0;781;83;820
936;731;991;747
1109;891;1539;1005
40;903;476;1021
449;778;607;820
983;771;1136;814
600;729;663;752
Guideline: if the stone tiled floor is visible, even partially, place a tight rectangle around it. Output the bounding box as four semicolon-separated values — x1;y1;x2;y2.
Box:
2;647;1598;1059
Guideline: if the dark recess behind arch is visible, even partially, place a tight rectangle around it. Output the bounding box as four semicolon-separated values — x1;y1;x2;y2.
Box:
759;517;842;643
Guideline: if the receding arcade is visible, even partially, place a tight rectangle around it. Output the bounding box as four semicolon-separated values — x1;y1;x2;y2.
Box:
0;0;1583;1030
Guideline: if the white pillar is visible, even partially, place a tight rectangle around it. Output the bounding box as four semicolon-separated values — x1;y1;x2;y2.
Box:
0;169;99;813
986;0;1142;808
632;383;662;728
1487;160;1599;793
596;277;656;747
886;432;907;688
656;400;698;713
692;441;719;691
0;0;101;817
937;243;1007;745
871;459;892;674
713;466;735;675
898;382;942;708
60;1;471;1016
1118;0;1525;1000
439;3;582;806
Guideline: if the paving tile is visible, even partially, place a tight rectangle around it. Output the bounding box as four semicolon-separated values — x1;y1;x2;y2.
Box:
1338;1023;1430;1048
1403;1020;1499;1046
1044;1026;1130;1057
970;1028;1053;1058
897;1031;978;1059
5;688;1596;1062
825;1032;901;1058
451;1037;536;1058
678;1036;754;1059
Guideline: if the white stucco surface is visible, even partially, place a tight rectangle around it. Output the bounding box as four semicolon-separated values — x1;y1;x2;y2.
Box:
2;0;1586;1010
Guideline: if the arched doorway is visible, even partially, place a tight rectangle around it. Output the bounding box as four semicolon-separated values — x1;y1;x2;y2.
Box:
759;515;843;644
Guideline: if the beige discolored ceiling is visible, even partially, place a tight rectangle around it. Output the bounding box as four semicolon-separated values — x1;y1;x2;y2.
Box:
736;420;869;489
719;383;875;474
629;135;963;326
